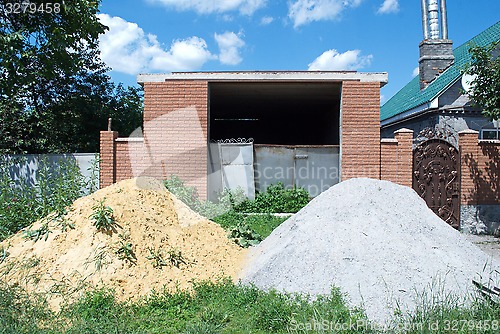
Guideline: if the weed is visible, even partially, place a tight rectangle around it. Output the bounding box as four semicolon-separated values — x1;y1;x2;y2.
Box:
146;246;187;268
89;198;116;232
85;246;112;272
164;175;305;247
115;240;136;265
22;256;40;269
23;223;52;242
87;154;100;194
167;247;187;268
146;247;168;268
0;282;58;333
0;247;9;263
55;215;75;232
165;176;310;217
228;222;262;248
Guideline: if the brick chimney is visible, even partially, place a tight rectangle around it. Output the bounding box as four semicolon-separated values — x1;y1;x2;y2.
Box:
419;0;454;90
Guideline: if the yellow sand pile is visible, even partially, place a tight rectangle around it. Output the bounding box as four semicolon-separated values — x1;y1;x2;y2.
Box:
0;177;246;308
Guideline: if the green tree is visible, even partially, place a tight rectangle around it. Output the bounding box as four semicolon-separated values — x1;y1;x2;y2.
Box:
0;0;143;153
466;41;500;121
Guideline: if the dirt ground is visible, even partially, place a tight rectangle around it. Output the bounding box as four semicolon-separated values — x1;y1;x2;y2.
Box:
463;234;500;262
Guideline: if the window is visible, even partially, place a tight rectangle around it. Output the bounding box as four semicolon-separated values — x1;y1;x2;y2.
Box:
481;129;500;140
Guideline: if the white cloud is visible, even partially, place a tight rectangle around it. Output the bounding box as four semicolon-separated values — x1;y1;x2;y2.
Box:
148;0;266;15
380;94;387;105
377;0;399;14
288;0;363;28
308;49;373;71
97;14;214;74
214;31;245;65
413;67;419;77
151;37;215;71
260;16;274;25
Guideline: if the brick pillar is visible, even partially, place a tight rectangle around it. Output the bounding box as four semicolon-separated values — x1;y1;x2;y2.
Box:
100;131;118;188
394;128;414;188
458;130;479;205
341;81;381;180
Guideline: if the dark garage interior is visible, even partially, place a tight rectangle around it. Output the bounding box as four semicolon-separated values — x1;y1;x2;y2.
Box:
209;82;341;145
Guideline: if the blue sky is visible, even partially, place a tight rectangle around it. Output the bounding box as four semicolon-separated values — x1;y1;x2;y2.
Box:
97;0;500;103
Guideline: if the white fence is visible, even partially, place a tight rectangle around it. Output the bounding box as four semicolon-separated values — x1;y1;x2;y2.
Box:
1;153;99;194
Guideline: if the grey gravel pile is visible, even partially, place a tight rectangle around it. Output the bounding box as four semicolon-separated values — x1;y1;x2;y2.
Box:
239;178;499;323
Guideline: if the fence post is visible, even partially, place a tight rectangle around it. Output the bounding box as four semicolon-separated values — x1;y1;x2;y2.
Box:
458;130;479;205
394;128;414;188
100;131;118;188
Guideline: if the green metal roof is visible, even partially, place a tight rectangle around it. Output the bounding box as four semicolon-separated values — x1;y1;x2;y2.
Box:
381;21;500;122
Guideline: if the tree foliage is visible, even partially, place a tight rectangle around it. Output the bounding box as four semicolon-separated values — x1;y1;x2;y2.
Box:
0;0;143;153
466;41;500;121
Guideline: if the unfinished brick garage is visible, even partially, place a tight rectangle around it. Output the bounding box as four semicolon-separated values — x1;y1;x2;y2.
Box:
100;71;388;199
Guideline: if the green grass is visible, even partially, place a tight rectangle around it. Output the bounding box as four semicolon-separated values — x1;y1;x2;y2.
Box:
243;214;289;238
1;278;498;333
212;211;287;239
0;279;372;334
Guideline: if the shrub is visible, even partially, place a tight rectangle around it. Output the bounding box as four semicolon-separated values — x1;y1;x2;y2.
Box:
234;183;310;213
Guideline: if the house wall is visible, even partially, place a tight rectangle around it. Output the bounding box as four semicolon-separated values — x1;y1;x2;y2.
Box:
381;112;491;147
381;113;439;140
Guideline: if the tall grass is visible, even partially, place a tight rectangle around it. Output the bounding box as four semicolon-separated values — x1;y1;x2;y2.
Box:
0;155;98;240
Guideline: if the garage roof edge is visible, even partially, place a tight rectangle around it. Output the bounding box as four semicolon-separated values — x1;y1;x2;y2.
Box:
137;71;388;86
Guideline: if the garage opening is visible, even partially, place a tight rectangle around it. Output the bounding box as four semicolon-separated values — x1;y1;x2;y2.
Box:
208;82;341;200
209;82;340;145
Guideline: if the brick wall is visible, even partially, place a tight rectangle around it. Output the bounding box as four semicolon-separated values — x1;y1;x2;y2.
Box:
341;81;381;180
459;130;500;205
142;81;209;198
380;129;413;187
114;139;146;181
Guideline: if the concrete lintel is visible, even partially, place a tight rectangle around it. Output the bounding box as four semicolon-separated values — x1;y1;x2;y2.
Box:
137;71;388;86
394;128;414;134
458;129;479;135
115;137;144;142
479;139;500;144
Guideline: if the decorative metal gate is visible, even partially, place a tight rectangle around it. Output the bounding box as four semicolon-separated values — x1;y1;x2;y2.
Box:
413;139;461;229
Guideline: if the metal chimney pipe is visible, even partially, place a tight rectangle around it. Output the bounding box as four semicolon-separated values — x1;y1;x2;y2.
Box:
441;0;448;39
421;0;429;39
428;0;440;39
